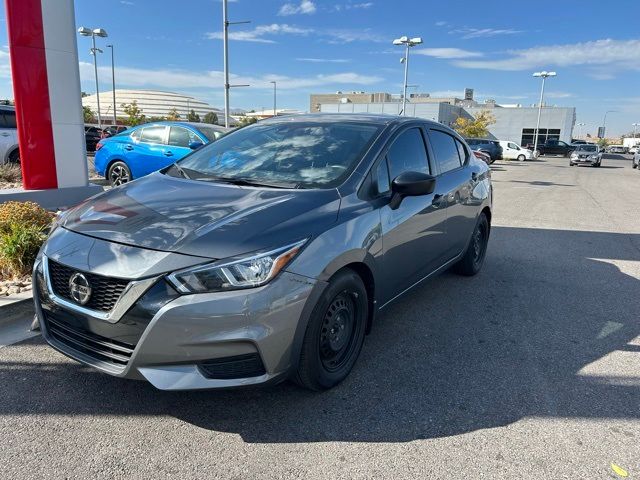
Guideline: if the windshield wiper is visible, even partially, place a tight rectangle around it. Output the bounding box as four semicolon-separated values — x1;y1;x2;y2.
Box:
197;175;298;189
169;163;191;180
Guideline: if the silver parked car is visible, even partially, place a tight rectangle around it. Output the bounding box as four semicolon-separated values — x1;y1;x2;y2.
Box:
569;144;602;167
0;105;20;164
34;114;492;391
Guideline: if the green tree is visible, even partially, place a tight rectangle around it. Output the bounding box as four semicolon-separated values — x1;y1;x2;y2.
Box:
203;112;218;125
237;116;258;127
121;101;146;126
186;109;201;122
83;105;95;123
166;108;180;121
453;111;496;138
147;116;166;122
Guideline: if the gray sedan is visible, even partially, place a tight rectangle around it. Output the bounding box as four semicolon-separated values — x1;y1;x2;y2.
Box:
34;114;492;391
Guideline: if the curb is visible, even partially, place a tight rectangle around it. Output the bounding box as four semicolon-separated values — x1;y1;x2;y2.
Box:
0;294;35;328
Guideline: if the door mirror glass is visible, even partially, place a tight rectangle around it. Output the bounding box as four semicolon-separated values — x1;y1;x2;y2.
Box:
389;171;436;209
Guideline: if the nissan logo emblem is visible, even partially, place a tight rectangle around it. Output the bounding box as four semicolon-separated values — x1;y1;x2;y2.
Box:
68;272;92;305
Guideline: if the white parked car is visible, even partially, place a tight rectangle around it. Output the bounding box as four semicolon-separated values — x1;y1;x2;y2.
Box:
629;144;639;155
499;141;534;161
0;105;19;164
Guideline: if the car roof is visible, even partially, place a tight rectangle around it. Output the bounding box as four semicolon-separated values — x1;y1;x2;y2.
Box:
258;113;443;129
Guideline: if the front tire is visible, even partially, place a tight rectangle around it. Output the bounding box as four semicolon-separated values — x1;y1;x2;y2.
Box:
454;213;489;276
517;154;526;162
107;161;132;186
294;270;368;391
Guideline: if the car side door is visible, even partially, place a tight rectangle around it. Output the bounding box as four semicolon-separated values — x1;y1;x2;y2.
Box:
378;126;449;303
166;126;203;161
123;125;168;178
426;128;477;258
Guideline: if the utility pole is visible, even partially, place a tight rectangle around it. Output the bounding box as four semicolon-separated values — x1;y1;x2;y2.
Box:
221;0;250;127
270;81;277;117
393;36;422;116
532;71;556;154
107;44;116;126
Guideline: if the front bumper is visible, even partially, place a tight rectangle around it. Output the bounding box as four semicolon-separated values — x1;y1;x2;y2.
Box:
35;256;319;390
571;156;600;164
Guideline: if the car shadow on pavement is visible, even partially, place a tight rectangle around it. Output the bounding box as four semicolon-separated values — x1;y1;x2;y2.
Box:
1;227;639;443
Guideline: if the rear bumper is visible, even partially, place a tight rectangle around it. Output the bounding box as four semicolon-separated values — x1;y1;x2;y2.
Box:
34;256;320;390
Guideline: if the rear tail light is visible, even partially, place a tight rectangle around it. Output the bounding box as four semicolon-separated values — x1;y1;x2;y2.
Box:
95;142;104;151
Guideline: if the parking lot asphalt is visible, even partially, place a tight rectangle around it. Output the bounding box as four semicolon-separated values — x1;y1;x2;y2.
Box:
1;155;639;479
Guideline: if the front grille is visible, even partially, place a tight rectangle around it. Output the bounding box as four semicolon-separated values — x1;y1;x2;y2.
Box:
44;314;135;368
48;259;129;312
198;353;266;380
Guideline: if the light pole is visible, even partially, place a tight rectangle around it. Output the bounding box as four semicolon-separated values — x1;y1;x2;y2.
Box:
393;36;423;116
78;27;108;129
633;123;640;138
532;71;556;154
222;0;250;127
602;110;617;136
576;122;585;139
270;81;277;117
106;44;116;126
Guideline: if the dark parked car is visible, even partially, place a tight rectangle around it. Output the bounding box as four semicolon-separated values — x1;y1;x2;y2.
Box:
535;139;575;157
34;114;492;391
84;125;102;152
465;138;503;162
472;149;491;165
101;125;128;138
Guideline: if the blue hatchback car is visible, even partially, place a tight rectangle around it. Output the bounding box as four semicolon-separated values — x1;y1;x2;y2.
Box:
94;121;229;186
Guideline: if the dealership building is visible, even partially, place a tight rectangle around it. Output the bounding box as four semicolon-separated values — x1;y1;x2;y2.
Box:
310;90;576;146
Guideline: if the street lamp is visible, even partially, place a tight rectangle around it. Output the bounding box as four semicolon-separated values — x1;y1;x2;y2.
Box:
106;44;117;126
270;81;277;117
532;71;556;155
601;110;617;138
222;0;250;127
576;122;585;139
632;122;639;138
393;36;423;116
78;27;108;129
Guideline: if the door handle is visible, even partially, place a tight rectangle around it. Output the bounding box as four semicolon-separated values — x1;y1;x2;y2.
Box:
0;133;10;137
164;151;174;157
432;193;444;207
124;145;133;151
471;172;478;181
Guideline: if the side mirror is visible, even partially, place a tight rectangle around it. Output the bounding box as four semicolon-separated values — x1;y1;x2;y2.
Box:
188;140;204;150
389;171;436;210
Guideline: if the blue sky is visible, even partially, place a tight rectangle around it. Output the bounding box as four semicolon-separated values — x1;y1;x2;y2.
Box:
1;0;639;135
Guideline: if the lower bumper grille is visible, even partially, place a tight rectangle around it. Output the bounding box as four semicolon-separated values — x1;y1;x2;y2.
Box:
44;314;135;368
198;353;266;380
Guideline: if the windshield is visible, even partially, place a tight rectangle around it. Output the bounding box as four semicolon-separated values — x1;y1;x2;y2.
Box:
175;121;382;188
577;145;597;152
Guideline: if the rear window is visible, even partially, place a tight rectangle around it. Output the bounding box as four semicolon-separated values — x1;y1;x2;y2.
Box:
140;126;166;144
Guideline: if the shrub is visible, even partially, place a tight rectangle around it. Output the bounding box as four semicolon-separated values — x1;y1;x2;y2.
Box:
0;223;47;277
0;201;53;235
0;164;22;184
0;201;53;278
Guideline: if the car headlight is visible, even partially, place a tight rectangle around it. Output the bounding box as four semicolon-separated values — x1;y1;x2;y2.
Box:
167;240;307;293
570;153;578;159
590;154;599;159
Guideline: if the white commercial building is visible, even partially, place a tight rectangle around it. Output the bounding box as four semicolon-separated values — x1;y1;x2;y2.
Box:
82;89;222;123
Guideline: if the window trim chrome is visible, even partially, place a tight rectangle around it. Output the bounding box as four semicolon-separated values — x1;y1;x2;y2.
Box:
41;256;160;324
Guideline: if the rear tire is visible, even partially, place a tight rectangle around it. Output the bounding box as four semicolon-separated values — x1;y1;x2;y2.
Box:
454;213;489;276
517;154;526;162
107;161;132;186
7;148;19;164
294;269;368;391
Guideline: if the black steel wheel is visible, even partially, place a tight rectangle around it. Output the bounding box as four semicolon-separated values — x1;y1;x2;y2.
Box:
454;212;490;276
108;161;132;186
295;269;368;391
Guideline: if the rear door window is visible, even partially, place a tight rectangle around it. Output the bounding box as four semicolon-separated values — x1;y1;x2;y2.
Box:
168;127;199;147
0;110;17;129
140;126;167;144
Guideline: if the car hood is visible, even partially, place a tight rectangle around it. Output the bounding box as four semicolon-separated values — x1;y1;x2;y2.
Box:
61;172;341;259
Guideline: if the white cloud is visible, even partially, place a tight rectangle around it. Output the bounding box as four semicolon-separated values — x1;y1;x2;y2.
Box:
120;1;134;5
434;21;448;27
206;24;311;43
296;57;351;63
79;62;382;92
278;0;316;16
332;2;373;10
414;47;483;59
450;27;522;39
323;28;385;44
454;39;640;71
